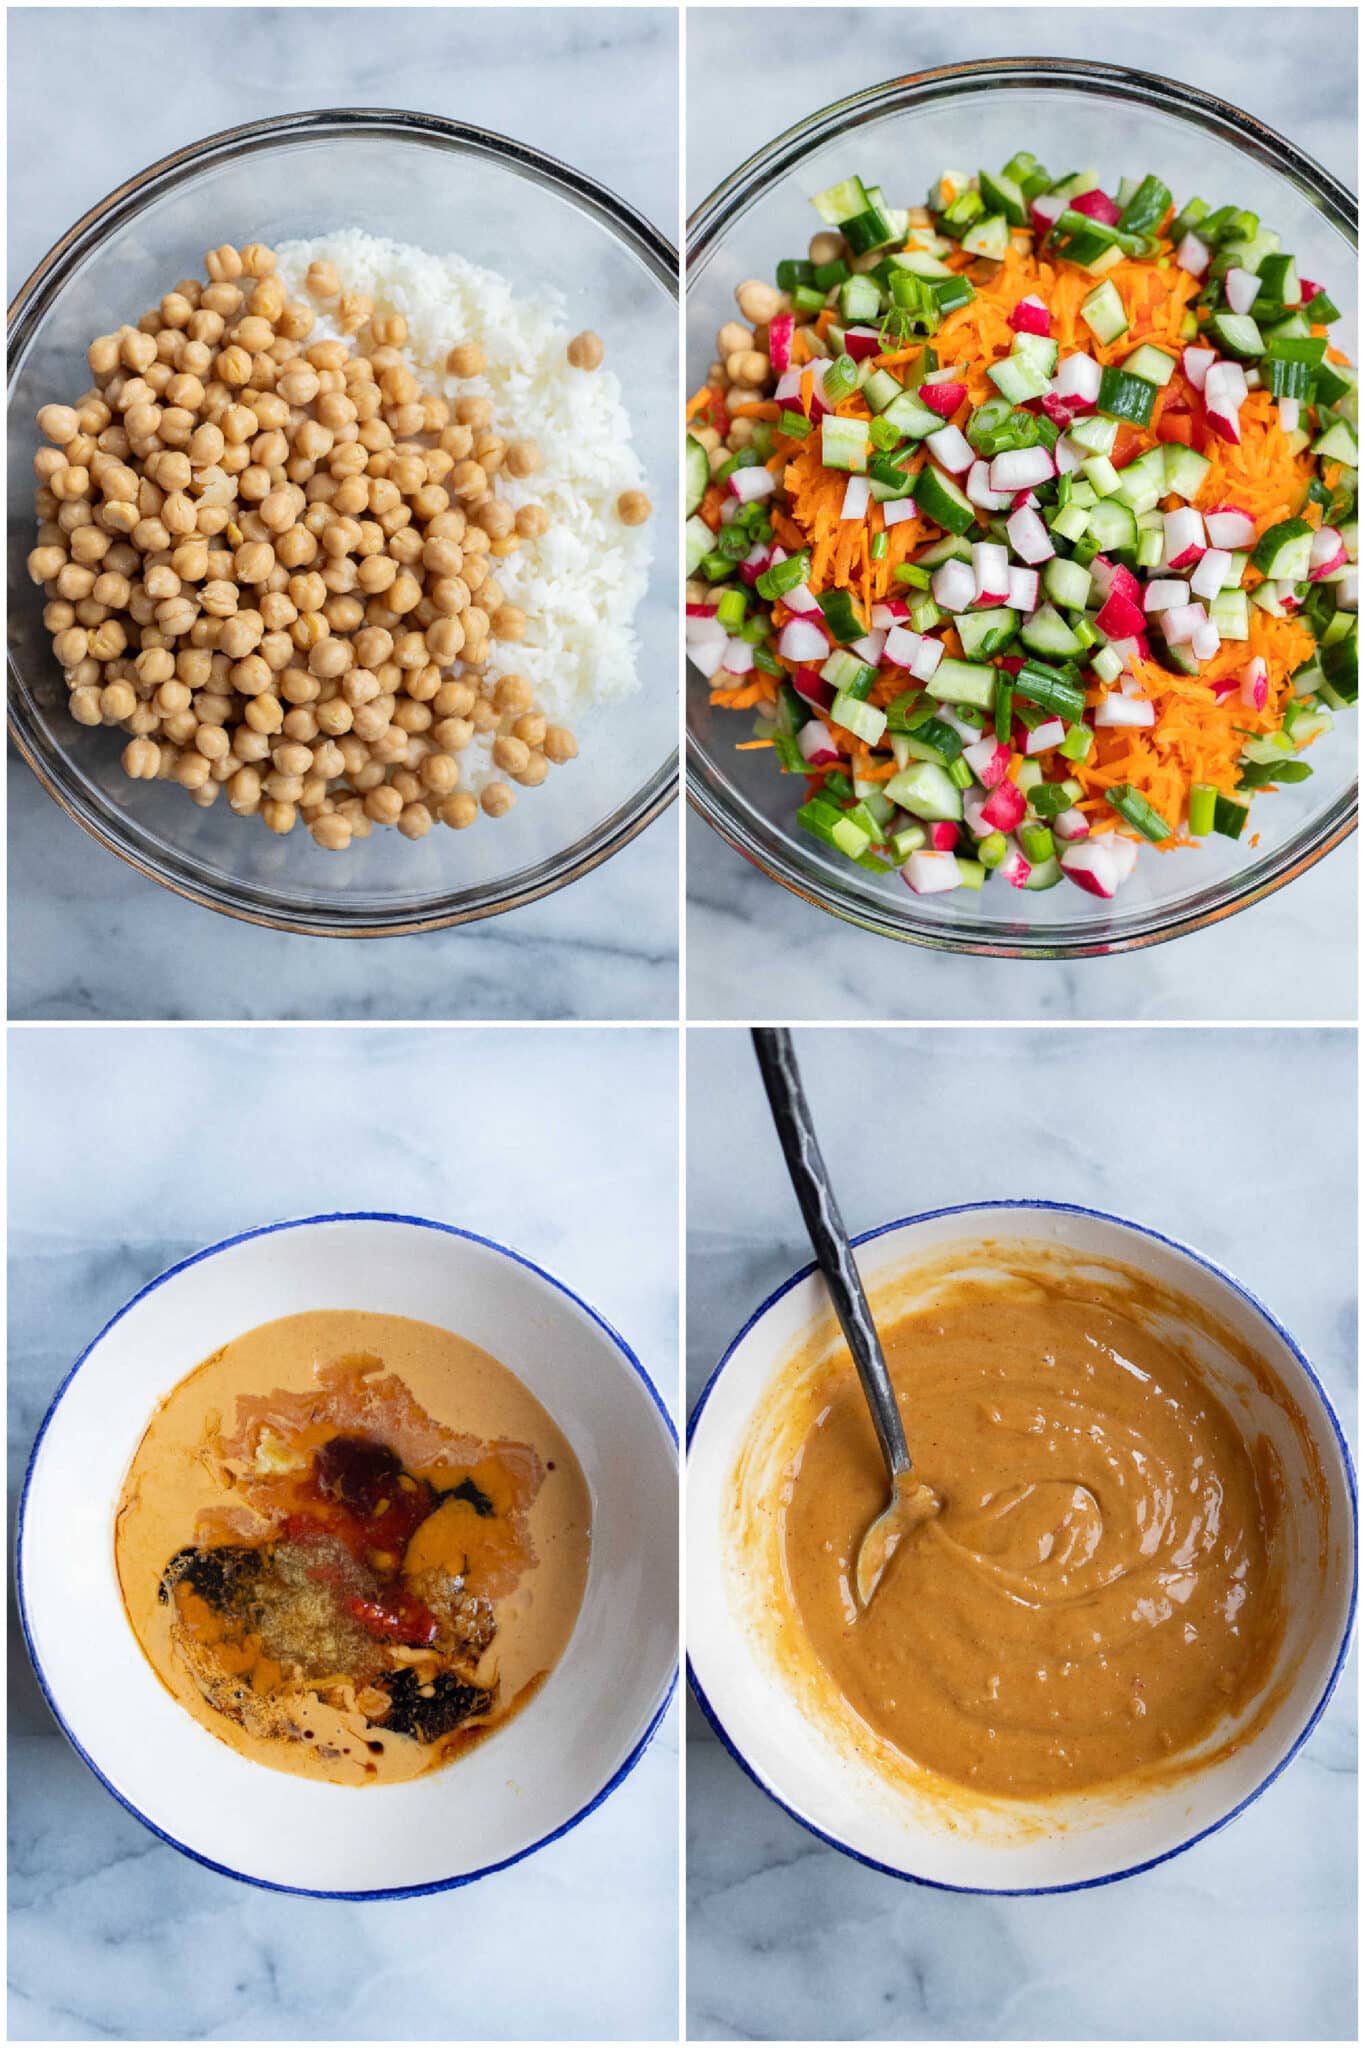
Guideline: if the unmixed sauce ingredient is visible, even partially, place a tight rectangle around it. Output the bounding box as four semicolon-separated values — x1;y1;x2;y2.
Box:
115;1310;590;1785
780;1279;1287;1798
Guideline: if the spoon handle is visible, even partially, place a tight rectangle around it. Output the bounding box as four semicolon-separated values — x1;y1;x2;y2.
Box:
751;1029;912;1486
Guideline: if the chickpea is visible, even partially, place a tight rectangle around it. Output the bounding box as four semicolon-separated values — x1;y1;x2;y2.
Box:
617;490;652;527
504;438;540;479
238;243;277;278
481;780;516;818
726;349;769;388
306;260;341;300
122;737;161;778
717;321;754;359
444;342;486;379
515;503;550;540
338;292;373;335
566;331;604;371
37;404;81;446
28;544;68;584
490;604;526;641
261;798;297;834
492;733;531;776
310;811;352;851
543;724;578;764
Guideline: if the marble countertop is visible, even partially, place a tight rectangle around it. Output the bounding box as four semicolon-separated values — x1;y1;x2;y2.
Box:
8;8;679;1023
686;1025;1356;2041
686;9;1357;1023
8;1025;679;2041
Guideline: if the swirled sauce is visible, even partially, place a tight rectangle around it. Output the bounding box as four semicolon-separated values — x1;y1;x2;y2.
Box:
781;1281;1287;1797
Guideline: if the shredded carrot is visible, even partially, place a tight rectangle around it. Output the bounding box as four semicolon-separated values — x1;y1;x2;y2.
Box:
734;737;776;749
730;400;781;421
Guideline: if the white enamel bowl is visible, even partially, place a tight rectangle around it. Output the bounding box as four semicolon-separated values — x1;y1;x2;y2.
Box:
687;1201;1355;1893
17;1212;678;1898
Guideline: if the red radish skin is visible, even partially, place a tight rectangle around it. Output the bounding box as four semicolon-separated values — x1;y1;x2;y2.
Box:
980;780;1027;832
999;847;1032;889
768;313;795;376
919;381;967;417
925;821;960;852
792;667;835;711
1060;841;1118;897
1008;297;1052;337
1070;188;1121;225
964;736;1010;789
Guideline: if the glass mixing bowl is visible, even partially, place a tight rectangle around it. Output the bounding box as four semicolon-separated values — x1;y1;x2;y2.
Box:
687;60;1357;957
9;109;678;937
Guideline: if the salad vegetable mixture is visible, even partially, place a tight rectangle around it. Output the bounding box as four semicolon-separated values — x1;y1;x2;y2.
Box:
686;156;1358;901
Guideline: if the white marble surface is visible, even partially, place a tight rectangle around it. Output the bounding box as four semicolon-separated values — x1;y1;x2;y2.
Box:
8;8;679;1023
8;1026;679;2041
686;1025;1357;2041
686;9;1357;1023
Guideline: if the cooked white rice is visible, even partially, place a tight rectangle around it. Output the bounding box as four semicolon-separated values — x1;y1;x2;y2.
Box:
273;230;651;791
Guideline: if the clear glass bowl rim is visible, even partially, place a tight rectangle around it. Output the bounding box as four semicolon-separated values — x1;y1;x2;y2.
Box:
686;57;1358;960
8;105;680;940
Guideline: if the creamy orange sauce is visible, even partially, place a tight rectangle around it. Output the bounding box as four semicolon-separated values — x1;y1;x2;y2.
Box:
115;1310;590;1786
729;1249;1310;1807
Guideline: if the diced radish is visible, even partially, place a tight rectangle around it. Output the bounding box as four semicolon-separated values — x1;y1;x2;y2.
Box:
1144;578;1190;613
1051;353;1102;410
1274;579;1301;612
1240;656;1268;711
1203;362;1248;445
1007;565;1040;612
840;474;870;521
901;850;960;895
849;629;886;665
931;558;977;612
777;617;831;664
1053;435;1085;475
1204;504;1256;550
719;636;755;676
783;581;820;616
1339;566;1359;611
1190;548;1232;600
689;634;728;679
792;667;834;711
1300;278;1324;304
718;499;742;524
1094;693;1155;728
1008;296;1052;337
1025;717;1066;754
963;790;995;839
1190;620;1221;662
926;423;973;474
1309;526;1347;581
989;447;1055;492
1109;836;1140;884
967;460;1011;510
773;366;804;409
883;623;922;669
908;636;944;682
1224;267;1260;316
842;326;883;361
871;601;910;627
1182;346;1216;392
729;466;776;503
1118;669;1143;697
964;735;1010;789
768;312;795;376
1278;397;1301;434
1006;505;1055;565
1176;233;1211;278
796;719;840;765
1052;806;1091;843
1210;673;1240;702
999;844;1032;889
1163;506;1206;570
1161;601;1208;645
685;602;719;620
972;541;1010;606
981;779;1027;832
1095;588;1145;638
1011;488;1040;511
1029;192;1066;237
924;821;960;851
1060;839;1119;897
1037;392;1075;431
736;543;771;585
919;380;968;418
882;494;920;528
1070;187;1120;226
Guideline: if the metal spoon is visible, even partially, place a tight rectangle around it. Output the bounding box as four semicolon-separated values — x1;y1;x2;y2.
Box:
752;1028;940;1610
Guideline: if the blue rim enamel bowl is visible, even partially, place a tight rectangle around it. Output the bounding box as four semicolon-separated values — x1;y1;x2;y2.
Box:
686;1200;1355;1894
17;1211;678;1899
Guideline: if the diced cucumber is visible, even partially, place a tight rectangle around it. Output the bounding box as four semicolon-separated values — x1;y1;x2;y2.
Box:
838;274;882;324
686;436;710;517
861;368;903;415
831;693;887;745
1210;589;1250;641
956;607;1019;658
1250;517;1314;581
1051;502;1091;543
1043;556;1093;609
1067;413;1119;458
811;175;871;226
685;514;712;577
1012;332;1060;376
821;416;869;473
1079;280;1128;344
960;213;1010;261
925;657;998;710
917;533;974;567
883;390;946;439
1313;419;1359;465
911;464;977;535
1161;444;1212;500
1123;343;1177;387
1021;855;1063;891
1020;604;1084;658
883;759;964;821
1207;312;1264;358
979;168;1028;227
987;351;1052;403
1081;455;1122;498
1086;498;1138;554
